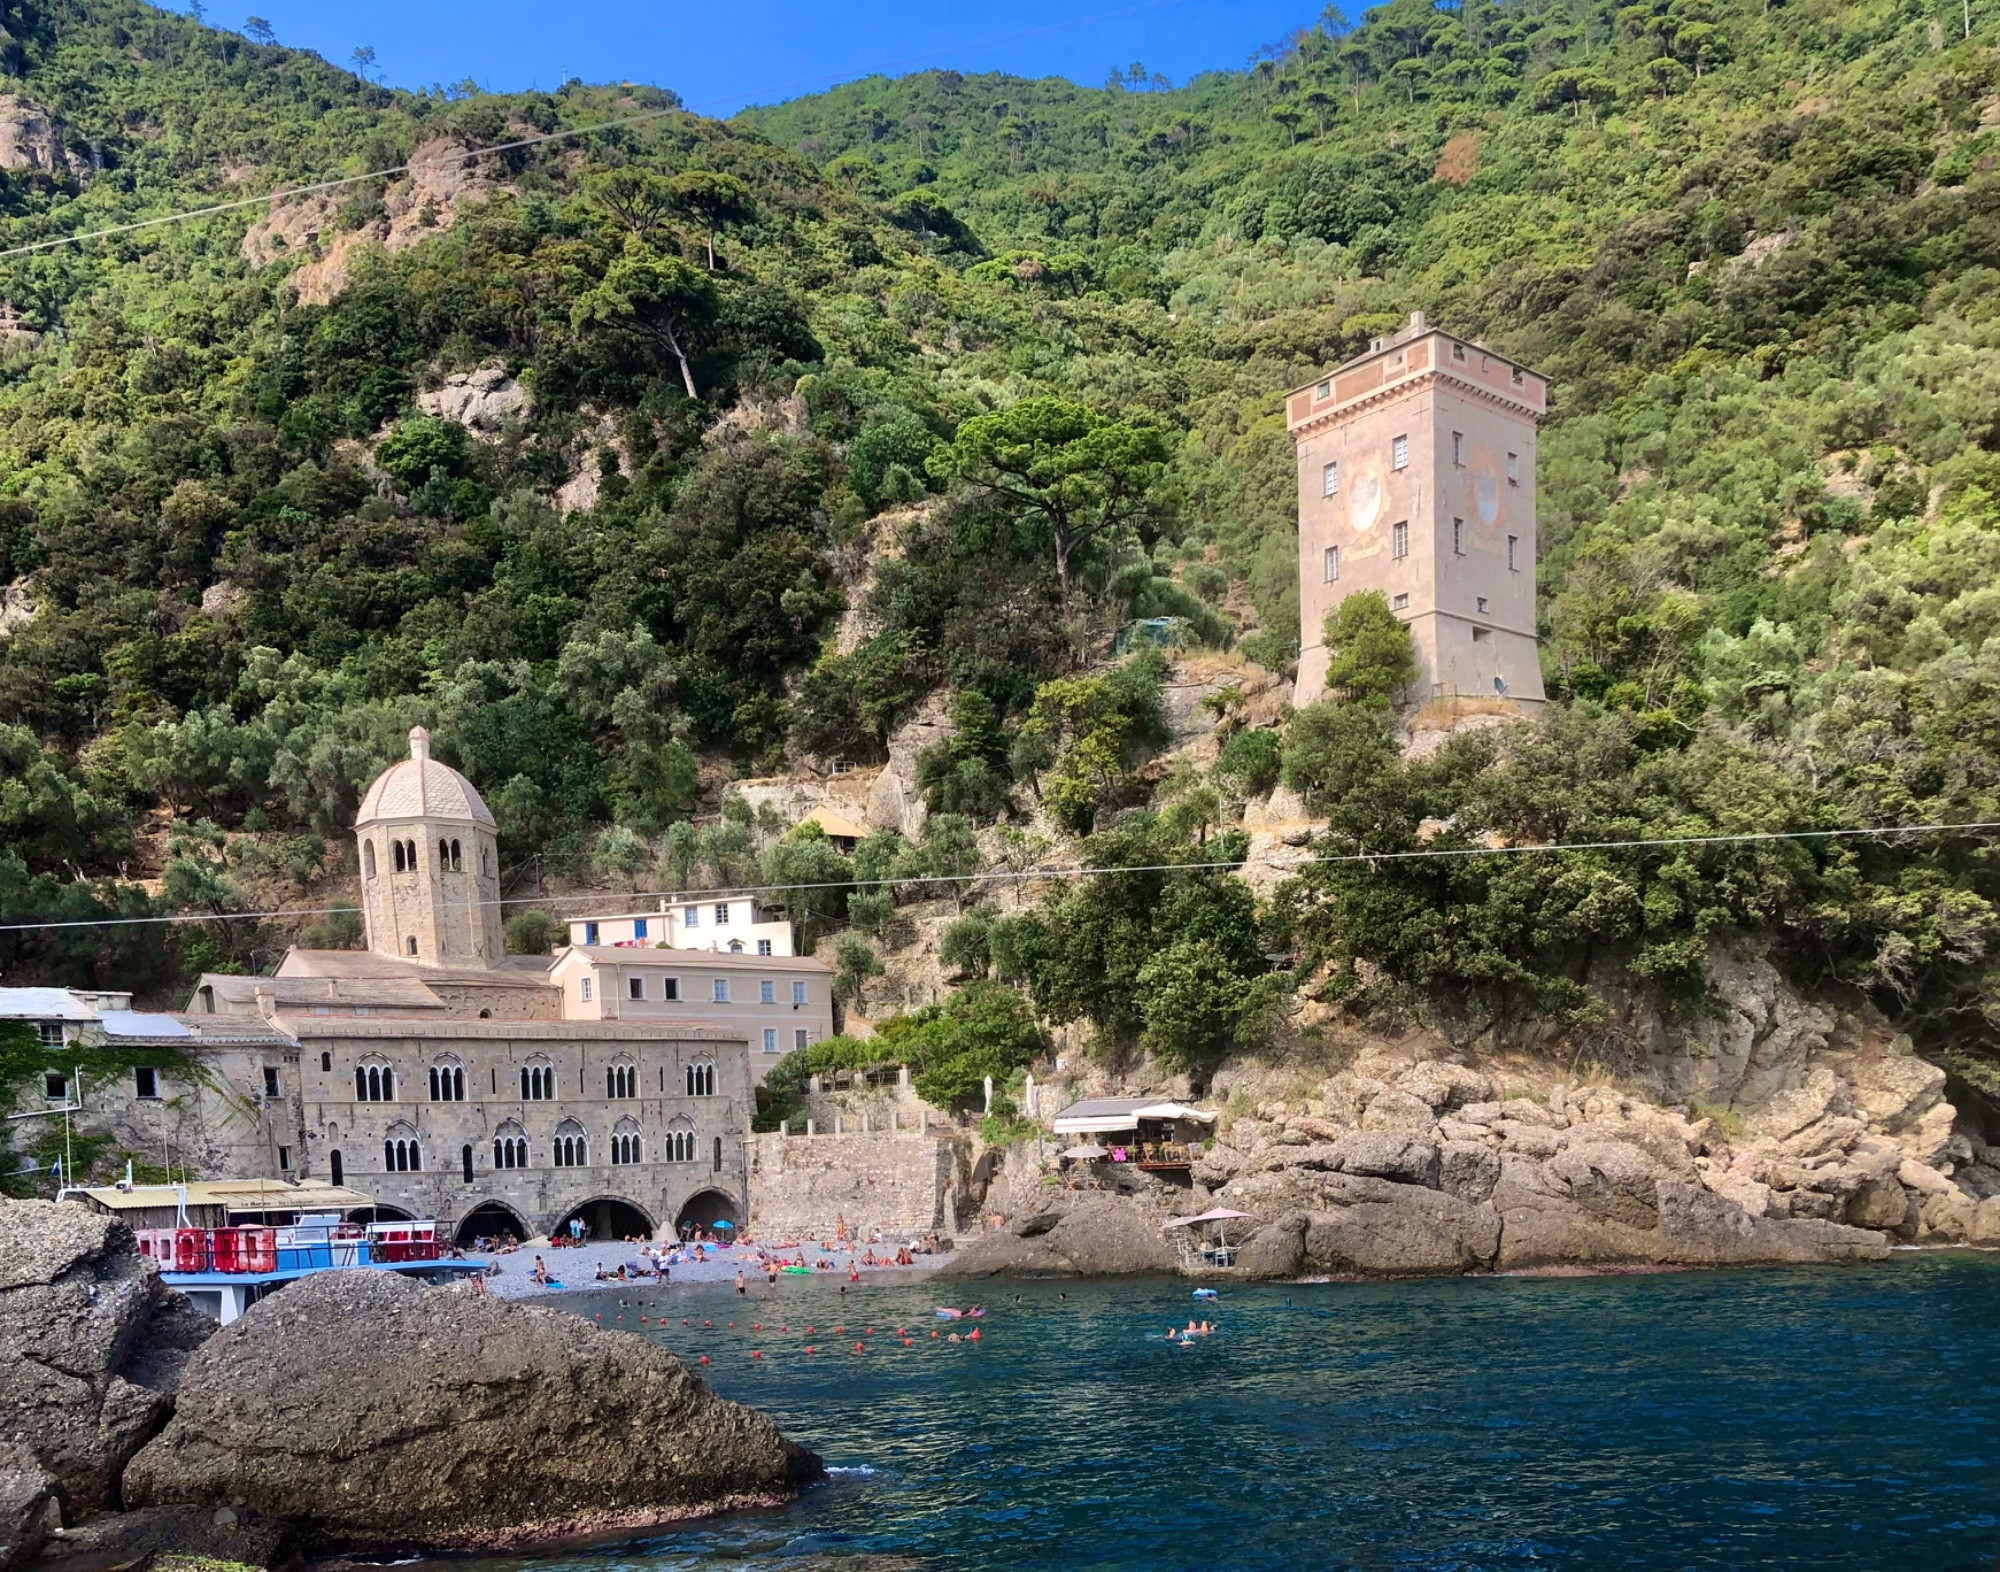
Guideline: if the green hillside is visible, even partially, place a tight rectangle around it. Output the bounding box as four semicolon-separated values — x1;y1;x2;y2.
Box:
0;0;1998;1091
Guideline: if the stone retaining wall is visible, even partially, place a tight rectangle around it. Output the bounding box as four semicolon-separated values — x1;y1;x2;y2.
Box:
747;1133;954;1240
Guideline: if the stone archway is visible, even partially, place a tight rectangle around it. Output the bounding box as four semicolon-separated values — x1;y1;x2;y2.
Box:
551;1196;656;1244
346;1203;415;1224
674;1189;740;1237
453;1200;531;1247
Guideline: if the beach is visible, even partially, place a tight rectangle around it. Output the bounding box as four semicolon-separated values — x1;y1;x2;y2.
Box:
481;1237;955;1299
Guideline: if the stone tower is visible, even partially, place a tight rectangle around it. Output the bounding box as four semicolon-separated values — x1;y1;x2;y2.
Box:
354;727;504;966
1289;311;1548;710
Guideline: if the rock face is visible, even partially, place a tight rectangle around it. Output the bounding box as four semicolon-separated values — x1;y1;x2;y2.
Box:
417;364;530;437
123;1270;821;1551
942;1196;1180;1277
0;1202;210;1519
0;96;78;177
0;1443;58;1567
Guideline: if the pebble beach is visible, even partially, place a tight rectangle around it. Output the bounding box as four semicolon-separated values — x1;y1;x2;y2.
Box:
481;1237;954;1299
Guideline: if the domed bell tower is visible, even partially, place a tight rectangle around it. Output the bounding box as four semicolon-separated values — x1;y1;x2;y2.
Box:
354;727;504;966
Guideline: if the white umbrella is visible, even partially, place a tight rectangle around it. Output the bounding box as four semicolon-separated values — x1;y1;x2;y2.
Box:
1060;1144;1110;1160
1163;1207;1252;1255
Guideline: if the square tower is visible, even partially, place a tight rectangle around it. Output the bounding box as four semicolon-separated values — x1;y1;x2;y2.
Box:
1288;312;1547;710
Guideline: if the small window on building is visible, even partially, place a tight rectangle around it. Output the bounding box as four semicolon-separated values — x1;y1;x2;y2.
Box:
760;980;775;1004
757;939;772;956
44;1072;66;1101
262;1067;280;1099
584;921;599;945
683;905;699;928
1452;341;1466;362
714;1136;723;1172
1392;434;1409;470
312;1004;331;1016
1508;534;1520;571
633;918;647;940
1472;627;1492;643
831;758;855;775
792;981;808;1005
1476;596;1489;614
1392;592;1410;611
1323;545;1339;583
1391;521;1409;559
1451;431;1463;466
405;936;417;956
1322;460;1339;496
1511;366;1525;385
320;1051;332;1071
330;1150;343;1186
714;903;730;926
1506;452;1519;484
1315;380;1330;399
763;1028;778;1053
363;841;376;878
728;939;744;953
580;976;593;1003
629;976;645;1001
713;979;730;1003
1453;518;1465;555
462;1145;474;1184
278;1145;292;1172
795;1028;810;1051
37;1021;62;1047
135;1066;158;1100
662;977;680;1001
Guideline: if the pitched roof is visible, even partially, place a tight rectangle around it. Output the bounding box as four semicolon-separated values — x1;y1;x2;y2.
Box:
802;804;871;841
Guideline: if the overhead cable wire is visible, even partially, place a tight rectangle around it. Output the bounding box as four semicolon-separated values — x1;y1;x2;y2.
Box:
1;817;1994;935
0;0;1202;261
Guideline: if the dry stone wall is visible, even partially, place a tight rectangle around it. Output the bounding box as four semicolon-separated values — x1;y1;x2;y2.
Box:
747;1133;952;1240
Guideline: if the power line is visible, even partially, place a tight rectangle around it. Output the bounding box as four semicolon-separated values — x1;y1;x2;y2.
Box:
0;0;1202;262
0;818;1992;936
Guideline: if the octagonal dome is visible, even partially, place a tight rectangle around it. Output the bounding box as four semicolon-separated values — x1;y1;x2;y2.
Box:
354;727;495;828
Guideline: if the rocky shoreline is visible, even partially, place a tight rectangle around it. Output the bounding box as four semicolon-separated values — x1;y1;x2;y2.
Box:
0;1203;821;1571
950;1026;2000;1280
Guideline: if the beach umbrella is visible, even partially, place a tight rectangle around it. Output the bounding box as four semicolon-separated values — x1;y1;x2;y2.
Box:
1060;1144;1109;1160
712;1219;736;1229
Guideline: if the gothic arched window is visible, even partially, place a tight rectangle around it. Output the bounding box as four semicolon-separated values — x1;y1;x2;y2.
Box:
606;1061;637;1099
611;1117;641;1165
364;841;377;878
493;1121;528;1169
685;1059;716;1097
429;1059;465;1102
666;1118;695;1163
521;1060;555;1100
552;1119;587;1168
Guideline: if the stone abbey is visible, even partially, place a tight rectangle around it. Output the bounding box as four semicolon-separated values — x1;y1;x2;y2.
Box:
9;729;835;1244
1290;312;1548;709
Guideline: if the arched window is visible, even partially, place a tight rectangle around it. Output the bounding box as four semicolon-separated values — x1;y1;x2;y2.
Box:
321;1051;331;1072
406;936;418;956
451;839;462;870
606;1061;637;1099
480;846;490;876
461;1144;473;1183
728;940;744;953
551;1119;587;1168
611;1117;641;1165
521;1061;554;1100
357;1062;393;1102
439;839;451;871
493;1121;528;1169
685;1059;716;1097
405;840;418;870
364;841;377;878
666;1118;695;1163
384;1127;421;1172
430;1059;465;1102
392;841;406;873
330;1149;343;1186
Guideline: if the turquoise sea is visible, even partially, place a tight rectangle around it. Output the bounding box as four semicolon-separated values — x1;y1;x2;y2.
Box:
492;1253;2000;1570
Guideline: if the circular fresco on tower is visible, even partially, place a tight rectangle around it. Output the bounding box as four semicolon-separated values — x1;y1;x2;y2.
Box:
1474;465;1501;526
1348;470;1382;532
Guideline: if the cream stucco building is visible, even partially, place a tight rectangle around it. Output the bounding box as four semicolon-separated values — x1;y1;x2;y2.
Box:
1290;311;1548;709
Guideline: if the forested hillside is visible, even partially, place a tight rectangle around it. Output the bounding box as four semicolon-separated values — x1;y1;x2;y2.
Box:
1;0;1998;1098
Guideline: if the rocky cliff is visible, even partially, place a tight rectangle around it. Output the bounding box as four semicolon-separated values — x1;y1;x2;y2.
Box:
123;1269;823;1553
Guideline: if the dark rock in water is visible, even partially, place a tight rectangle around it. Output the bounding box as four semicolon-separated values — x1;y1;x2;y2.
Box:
122;1270;822;1552
945;1197;1179;1277
1655;1180;1889;1265
0;1441;59;1567
0;1200;211;1519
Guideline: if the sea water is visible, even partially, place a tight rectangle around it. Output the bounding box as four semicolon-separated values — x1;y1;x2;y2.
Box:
483;1253;2000;1569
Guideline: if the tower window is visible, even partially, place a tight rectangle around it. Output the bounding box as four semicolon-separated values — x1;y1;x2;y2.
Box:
1323;545;1339;583
278;1146;291;1172
1451;341;1466;362
450;839;462;870
321;1051;331;1072
1392;593;1410;611
1391;521;1409;560
393;841;406;873
1315;380;1330;399
1476;596;1489;613
363;842;376;878
1511;366;1525;385
405;936;417;956
1392;434;1408;470
1322;460;1339;496
1453;518;1465;555
1507;452;1519;484
1451;432;1463;466
262;1067;280;1099
1508;535;1520;571
1472;627;1492;643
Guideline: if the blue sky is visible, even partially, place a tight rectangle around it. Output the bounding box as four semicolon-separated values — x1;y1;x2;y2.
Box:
228;1;1317;114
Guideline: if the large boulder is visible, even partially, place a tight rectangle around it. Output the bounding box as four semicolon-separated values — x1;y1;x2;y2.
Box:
1655;1182;1889;1265
1293;1175;1500;1276
0;1443;58;1568
122;1270;820;1552
940;1197;1179;1277
0;1201;210;1518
